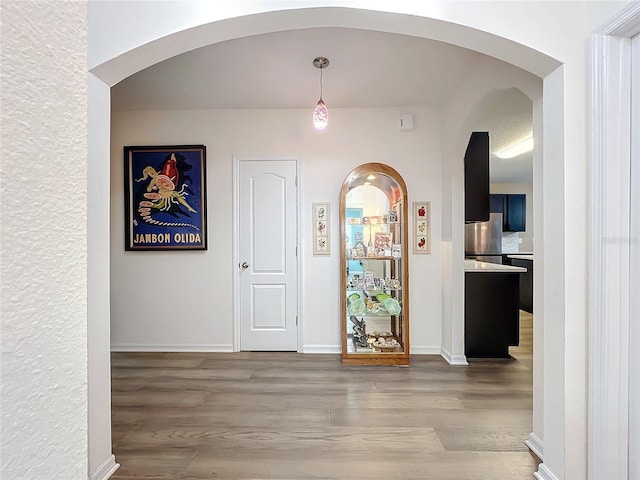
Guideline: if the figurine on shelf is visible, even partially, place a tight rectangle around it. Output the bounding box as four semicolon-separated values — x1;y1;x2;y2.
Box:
349;315;364;328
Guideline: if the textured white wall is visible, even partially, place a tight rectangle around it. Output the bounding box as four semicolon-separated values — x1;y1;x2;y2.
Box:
1;2;88;479
110;107;443;352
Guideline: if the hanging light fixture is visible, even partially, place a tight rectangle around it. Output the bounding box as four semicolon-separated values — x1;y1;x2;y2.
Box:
312;56;329;130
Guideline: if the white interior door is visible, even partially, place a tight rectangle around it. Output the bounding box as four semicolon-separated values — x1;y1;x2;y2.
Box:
238;159;298;351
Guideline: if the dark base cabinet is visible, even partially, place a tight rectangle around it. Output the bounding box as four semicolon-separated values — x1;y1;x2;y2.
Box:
510;258;533;313
465;272;520;358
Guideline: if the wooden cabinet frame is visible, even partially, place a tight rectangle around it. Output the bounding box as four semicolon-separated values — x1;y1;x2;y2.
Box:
339;163;410;366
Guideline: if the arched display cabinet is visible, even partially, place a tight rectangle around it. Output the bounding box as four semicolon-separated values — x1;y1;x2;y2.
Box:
339;163;409;366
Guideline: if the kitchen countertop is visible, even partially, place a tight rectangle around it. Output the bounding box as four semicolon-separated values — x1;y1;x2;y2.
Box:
464;259;527;273
507;254;534;261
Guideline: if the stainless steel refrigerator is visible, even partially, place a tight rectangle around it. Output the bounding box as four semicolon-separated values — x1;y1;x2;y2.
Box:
465;212;503;264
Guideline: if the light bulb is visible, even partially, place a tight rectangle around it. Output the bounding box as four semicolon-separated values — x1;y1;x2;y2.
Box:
313;99;328;130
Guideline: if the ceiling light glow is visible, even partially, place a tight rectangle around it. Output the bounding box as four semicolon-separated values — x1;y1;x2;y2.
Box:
495;136;534;159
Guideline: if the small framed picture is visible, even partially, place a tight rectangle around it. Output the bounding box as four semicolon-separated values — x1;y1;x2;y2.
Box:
392;244;402;258
412;201;431;254
316;220;327;236
312;203;330;255
315;236;328;253
314;203;327;220
364;271;375;289
374;231;392;250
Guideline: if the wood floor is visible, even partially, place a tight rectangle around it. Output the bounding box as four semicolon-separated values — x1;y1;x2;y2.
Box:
111;312;538;479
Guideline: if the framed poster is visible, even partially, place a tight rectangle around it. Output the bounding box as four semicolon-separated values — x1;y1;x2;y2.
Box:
312;202;330;255
124;145;207;251
412;201;431;254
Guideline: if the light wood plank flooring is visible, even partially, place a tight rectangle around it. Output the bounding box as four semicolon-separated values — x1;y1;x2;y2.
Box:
111;312;538;479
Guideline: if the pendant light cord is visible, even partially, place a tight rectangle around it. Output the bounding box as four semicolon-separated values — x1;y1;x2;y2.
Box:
319;65;323;100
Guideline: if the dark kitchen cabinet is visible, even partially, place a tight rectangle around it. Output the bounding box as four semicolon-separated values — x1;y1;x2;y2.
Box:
490;193;526;232
464;132;490;223
490;194;507;218
465;271;520;358
510;258;533;313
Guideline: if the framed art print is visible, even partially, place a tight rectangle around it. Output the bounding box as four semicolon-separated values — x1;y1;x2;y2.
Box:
124;145;207;251
412;201;431;254
312;202;330;255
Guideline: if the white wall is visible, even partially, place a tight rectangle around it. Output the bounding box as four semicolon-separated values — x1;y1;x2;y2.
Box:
88;74;119;479
0;2;88;479
110;106;443;352
490;182;534;252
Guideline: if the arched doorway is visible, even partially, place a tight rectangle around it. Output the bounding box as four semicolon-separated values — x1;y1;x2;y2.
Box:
88;5;568;479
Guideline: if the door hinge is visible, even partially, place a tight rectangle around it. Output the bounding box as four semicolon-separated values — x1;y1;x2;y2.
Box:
295;176;298;187
296;315;298;326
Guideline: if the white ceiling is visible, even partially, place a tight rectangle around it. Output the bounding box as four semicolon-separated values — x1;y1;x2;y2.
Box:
112;27;533;183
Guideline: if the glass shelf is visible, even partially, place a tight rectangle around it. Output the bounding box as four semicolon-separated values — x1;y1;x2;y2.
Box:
347;256;400;261
347;312;403;317
345;287;402;292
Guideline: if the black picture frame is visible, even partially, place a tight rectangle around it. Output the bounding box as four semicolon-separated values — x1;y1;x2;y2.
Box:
124;145;207;251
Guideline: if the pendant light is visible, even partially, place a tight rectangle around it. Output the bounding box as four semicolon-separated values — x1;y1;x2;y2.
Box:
312;57;329;130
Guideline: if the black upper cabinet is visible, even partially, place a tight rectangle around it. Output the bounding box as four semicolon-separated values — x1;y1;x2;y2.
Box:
506;194;526;231
490;193;526;231
464;132;490;223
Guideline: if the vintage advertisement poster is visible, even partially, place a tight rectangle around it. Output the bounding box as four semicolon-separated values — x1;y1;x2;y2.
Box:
124;145;207;251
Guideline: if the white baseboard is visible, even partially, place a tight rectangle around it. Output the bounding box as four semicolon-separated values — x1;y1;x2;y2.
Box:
111;344;233;352
91;454;119;480
525;432;543;460
411;345;442;355
302;345;341;354
534;464;559;480
440;347;468;365
111;344;469;363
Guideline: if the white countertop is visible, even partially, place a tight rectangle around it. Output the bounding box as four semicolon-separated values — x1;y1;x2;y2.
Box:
507;254;534;261
464;259;527;273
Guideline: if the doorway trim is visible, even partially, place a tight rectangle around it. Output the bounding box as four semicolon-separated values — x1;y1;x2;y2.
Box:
232;156;303;352
88;6;567;477
588;2;640;478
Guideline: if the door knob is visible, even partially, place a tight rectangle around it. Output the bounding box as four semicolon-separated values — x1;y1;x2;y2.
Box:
241;262;249;269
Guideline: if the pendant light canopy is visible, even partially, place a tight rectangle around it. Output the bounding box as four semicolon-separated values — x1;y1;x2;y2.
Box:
313;57;329;130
